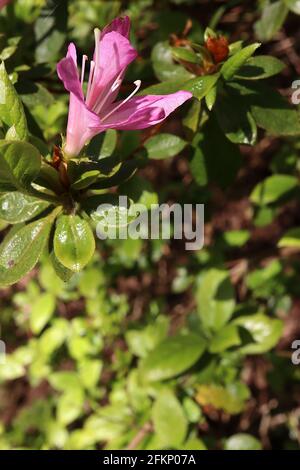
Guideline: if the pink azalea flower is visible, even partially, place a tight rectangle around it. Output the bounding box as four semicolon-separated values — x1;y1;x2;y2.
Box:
57;16;192;157
0;0;11;9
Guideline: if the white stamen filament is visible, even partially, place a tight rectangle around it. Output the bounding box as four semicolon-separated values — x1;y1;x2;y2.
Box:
94;28;101;69
93;71;123;115
86;60;95;101
81;55;88;85
101;80;142;122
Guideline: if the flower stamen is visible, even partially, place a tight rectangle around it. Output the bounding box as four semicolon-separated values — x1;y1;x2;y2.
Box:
86;60;95;102
81;55;88;85
101;80;142;122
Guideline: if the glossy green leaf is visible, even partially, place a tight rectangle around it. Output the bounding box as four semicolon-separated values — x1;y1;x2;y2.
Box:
221;43;261;81
0;140;41;192
0;215;55;286
140;333;206;382
233;313;283;354
0;192;49;224
250;174;298;205
196;268;235;331
54;215;95;272
184;73;220;101
152;390;187;448
224;434;262;450
0;62;28;141
144;133;187;159
235;56;285;80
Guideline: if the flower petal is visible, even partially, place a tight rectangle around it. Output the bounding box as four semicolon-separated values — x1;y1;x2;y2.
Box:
64;94;102;157
101;16;131;39
99;91;192;130
57;43;84;101
87;31;138;110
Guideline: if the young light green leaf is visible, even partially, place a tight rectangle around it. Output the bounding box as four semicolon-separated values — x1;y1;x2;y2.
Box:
54;215;95;272
0;62;28;140
221;43;261;81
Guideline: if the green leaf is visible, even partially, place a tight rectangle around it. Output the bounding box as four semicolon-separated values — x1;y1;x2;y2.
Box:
184;73;220;101
0;62;28;141
196;382;250;414
0;192;49;224
34;0;68;63
209;324;241;353
87;129;117;161
284;0;300;14
221;43;261;81
151;41;193;82
144;133;187;159
30;292;56;334
233;82;300;136
172;47;199;64
255;1;288;42
278;227;300;248
0;140;41;192
215;88;257;145
50;251;75;282
235;56;285;80
224;434;262;450
152;390;188;448
54;215;95;272
250;174;298;205
0;215;55;286
196;268;235;332
140;333;206;382
233;313;283;354
71;170;101;190
189;118;242;188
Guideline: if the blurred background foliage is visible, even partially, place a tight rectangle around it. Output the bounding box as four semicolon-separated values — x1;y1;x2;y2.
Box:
0;0;300;450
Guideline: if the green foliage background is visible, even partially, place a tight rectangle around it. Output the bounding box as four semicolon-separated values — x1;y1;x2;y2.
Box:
0;0;300;450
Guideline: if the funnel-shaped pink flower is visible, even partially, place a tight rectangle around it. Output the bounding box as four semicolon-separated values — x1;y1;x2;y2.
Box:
57;16;192;157
0;0;11;9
